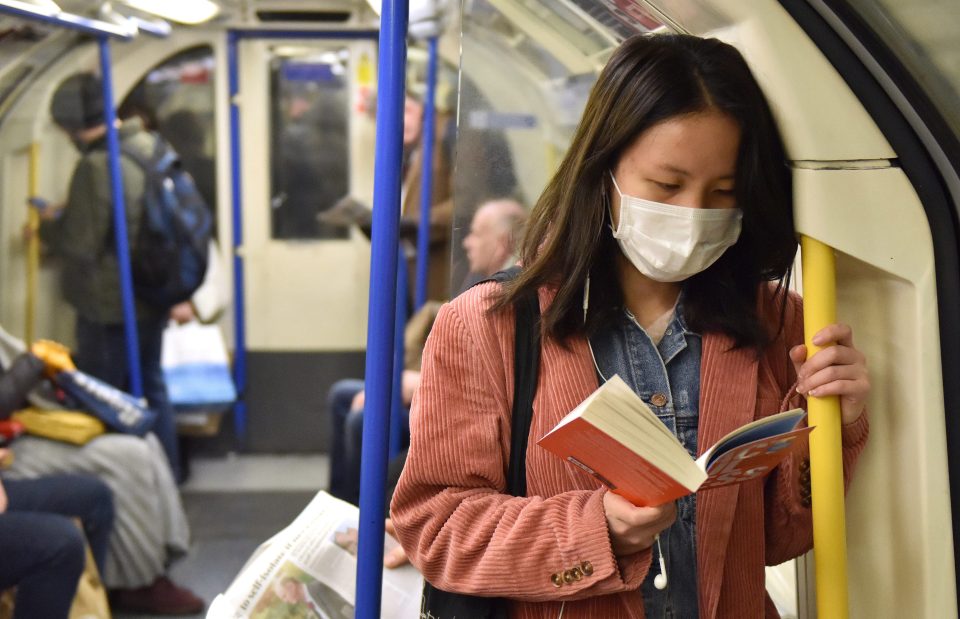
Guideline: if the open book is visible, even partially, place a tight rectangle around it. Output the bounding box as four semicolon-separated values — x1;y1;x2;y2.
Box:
537;375;812;506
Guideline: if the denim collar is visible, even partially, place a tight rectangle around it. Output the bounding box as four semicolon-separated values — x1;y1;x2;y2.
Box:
622;292;700;366
659;301;700;366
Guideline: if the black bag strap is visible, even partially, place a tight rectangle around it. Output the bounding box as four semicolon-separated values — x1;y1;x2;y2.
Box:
477;266;541;496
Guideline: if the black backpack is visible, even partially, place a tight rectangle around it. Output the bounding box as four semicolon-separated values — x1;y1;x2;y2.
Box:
122;135;213;308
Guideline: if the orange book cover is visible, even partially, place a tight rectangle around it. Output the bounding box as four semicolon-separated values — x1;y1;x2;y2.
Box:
537;375;811;506
537;417;696;506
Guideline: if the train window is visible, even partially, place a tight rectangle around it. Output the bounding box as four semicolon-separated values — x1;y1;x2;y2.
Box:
844;0;960;136
0;23;71;123
269;46;350;241
120;46;218;231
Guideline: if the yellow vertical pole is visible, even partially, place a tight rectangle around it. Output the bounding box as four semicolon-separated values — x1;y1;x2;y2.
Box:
800;235;849;618
25;142;40;344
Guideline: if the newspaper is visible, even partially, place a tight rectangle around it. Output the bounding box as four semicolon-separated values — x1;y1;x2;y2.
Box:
207;491;422;619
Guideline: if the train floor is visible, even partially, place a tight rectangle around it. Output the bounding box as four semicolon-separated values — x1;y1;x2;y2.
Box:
114;454;330;619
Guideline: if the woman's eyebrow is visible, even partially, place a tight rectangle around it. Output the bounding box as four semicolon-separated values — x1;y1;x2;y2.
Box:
656;164;735;180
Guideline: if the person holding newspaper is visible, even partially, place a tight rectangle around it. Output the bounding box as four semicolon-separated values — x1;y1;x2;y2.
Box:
391;33;869;617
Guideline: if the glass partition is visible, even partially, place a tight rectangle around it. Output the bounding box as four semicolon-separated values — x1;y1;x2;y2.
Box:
449;0;662;292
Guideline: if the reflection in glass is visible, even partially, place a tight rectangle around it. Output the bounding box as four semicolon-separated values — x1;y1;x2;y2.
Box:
846;0;960;136
120;46;218;232
270;48;350;241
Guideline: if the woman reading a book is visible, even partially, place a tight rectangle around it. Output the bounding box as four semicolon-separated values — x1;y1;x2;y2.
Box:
391;33;869;617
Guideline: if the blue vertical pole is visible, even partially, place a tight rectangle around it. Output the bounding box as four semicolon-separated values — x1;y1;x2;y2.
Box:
390;246;408;459
413;35;439;310
227;31;248;443
98;37;142;398
355;0;408;615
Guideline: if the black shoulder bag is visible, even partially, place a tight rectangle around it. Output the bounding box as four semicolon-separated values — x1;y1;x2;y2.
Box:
420;267;542;618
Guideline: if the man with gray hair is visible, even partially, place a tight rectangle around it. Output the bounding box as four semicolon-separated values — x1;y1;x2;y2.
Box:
462;197;527;282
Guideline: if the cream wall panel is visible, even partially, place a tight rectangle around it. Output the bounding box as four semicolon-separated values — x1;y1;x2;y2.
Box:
645;0;895;161
793;166;955;617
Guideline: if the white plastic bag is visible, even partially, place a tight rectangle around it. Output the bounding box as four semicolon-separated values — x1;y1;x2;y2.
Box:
161;321;236;412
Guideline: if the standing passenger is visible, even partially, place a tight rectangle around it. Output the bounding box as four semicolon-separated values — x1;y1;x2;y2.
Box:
39;72;182;482
391;34;870;617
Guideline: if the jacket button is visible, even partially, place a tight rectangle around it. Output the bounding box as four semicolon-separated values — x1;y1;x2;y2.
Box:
550;572;563;587
650;392;668;407
571;566;583;581
799;457;811;473
563;569;576;584
581;561;594;576
800;495;812;508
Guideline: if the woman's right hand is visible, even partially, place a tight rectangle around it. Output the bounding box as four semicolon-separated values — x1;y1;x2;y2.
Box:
603;491;676;557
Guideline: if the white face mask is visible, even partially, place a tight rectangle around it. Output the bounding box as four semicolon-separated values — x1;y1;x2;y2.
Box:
609;172;743;282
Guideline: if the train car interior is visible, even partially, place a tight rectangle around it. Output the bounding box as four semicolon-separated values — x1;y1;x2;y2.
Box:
0;0;957;617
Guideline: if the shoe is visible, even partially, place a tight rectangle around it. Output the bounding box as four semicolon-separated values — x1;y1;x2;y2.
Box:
110;576;205;615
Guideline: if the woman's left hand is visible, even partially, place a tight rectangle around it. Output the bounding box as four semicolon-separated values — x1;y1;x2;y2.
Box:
789;323;870;425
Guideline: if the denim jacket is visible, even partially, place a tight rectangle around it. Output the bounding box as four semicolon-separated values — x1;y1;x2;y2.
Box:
590;302;702;619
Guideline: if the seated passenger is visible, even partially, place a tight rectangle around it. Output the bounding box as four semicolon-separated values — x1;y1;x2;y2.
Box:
326;303;440;506
0;461;114;619
0;337;203;615
391;34;870;616
326;198;527;505
460;197;527;289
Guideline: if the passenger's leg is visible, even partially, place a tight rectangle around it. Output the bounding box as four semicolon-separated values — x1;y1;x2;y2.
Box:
344;407;365;505
0;490;86;619
73;316;127;389
5;434;188;589
4;475;115;575
327;379;365;500
137;316;181;482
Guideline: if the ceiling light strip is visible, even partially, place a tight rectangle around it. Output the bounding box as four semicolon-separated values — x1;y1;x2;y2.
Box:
0;0;135;38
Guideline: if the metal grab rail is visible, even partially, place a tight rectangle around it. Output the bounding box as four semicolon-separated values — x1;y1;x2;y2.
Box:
800;235;850;618
355;0;409;616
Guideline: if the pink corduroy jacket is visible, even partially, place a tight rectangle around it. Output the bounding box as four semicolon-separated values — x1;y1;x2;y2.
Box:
391;282;869;618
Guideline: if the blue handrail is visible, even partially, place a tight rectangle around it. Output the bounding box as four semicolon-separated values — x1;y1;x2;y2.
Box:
355;0;408;615
414;35;439;310
99;37;142;398
226;31;248;442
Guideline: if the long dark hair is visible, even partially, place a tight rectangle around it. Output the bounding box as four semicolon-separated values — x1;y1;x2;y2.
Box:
494;33;796;350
